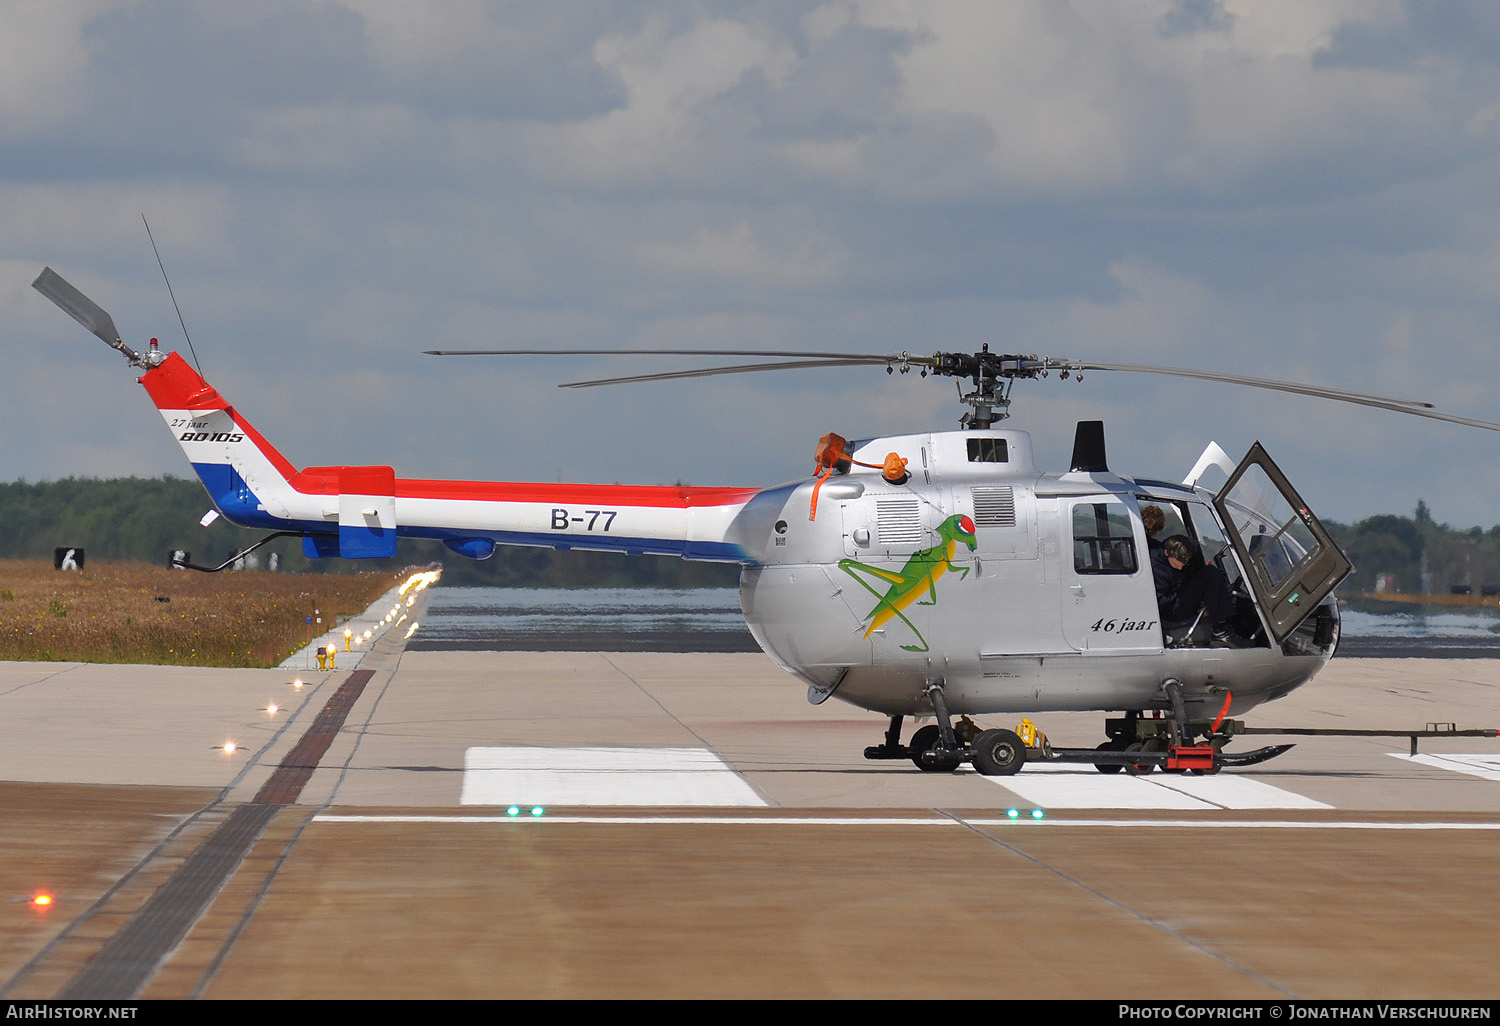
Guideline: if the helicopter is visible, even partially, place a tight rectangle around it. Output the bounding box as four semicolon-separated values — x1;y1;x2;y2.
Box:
32;266;1500;778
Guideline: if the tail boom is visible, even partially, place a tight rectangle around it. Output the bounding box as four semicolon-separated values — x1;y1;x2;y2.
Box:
140;352;759;562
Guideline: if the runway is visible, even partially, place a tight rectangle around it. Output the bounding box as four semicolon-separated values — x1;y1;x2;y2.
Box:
1;617;1498;998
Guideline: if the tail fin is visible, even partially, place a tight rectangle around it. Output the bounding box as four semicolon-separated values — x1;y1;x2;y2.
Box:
33;266;306;533
138;352;304;530
142;354;398;556
36;266;399;558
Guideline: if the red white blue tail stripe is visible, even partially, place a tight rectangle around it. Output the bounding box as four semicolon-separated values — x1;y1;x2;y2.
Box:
139;352;759;563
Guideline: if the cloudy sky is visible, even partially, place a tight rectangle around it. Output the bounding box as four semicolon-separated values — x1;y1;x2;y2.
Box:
4;0;1499;528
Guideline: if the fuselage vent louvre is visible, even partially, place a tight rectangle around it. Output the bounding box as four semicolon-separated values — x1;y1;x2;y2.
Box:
971;486;1016;527
876;499;924;546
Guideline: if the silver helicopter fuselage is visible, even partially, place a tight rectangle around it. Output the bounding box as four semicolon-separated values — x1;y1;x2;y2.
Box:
731;427;1341;718
30;264;1352;729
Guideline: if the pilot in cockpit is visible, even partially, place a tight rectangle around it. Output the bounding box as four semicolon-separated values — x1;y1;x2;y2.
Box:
1151;534;1247;647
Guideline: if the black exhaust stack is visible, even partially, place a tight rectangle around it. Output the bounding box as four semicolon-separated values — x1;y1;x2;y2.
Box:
1070;420;1108;473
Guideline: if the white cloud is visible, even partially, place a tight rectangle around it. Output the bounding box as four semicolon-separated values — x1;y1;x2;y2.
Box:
640;219;845;289
337;0;509;72
1056;259;1222;358
233;102;423;175
3;1;1500;527
526;16;797;186
0;183;230;258
778;1;1472;200
0;1;104;137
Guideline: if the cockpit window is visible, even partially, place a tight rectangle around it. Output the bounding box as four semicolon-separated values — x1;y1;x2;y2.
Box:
1181;501;1231;569
1073;503;1138;574
967;438;1008;463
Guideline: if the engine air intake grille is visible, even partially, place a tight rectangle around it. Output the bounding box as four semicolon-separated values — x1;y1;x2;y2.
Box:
971;487;1016;527
876;499;924;545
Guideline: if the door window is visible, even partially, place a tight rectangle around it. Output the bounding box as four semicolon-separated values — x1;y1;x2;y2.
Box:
1072;503;1138;575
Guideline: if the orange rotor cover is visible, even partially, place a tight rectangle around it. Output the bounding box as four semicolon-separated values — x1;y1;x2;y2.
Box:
814;432;849;470
881;452;908;482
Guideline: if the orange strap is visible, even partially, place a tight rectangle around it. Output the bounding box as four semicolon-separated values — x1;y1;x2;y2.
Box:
1211;690;1233;733
809;467;832;521
808;432;908;519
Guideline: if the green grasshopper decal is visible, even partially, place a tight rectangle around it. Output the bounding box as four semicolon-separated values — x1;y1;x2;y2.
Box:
838;513;978;652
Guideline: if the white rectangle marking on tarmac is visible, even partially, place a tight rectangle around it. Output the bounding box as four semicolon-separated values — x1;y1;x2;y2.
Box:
983;764;1216;809
461;746;766;807
1151;774;1331;809
1391;753;1500;782
315;814;1500;831
982;763;1327;810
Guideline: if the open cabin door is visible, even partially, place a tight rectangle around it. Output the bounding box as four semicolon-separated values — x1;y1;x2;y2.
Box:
1213;442;1351;644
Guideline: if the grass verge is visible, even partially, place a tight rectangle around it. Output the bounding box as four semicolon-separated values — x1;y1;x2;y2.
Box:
0;560;400;667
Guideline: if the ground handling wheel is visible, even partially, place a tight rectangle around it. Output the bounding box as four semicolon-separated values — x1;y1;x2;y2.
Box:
972;728;1027;776
1094;739;1126;774
1124;738;1162;775
909;725;960;772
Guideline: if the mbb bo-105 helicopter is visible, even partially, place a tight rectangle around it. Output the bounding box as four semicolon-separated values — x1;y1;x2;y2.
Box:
33;266;1500;777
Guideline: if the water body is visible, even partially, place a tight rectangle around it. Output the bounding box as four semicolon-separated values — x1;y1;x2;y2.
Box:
407;587;1500;658
407;587;758;653
1337;603;1500;658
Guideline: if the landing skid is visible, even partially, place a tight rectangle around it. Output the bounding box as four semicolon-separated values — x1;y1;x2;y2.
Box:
865;728;1294;776
1043;742;1295;773
863;681;1295;777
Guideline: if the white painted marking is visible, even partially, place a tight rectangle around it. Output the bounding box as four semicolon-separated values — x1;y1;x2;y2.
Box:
315;814;1500;831
321;815;960;826
982;763;1327;810
461;746;766;807
1391;753;1500;782
1152;774;1331;810
984;764;1215;810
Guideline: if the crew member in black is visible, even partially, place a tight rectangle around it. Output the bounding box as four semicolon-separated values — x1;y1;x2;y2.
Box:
1152;534;1243;645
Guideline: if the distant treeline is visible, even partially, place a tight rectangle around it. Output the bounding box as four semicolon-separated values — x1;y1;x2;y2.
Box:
0;476;735;588
1325;501;1500;596
1;477;1493;595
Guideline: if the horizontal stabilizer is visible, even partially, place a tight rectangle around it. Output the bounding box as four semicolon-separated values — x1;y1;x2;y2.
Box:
338;466;398;558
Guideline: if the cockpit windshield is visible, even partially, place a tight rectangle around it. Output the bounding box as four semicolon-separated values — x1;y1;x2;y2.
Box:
1212;442;1351;645
1217;464;1319;593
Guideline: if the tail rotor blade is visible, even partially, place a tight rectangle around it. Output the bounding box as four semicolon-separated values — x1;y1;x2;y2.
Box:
32;266;147;366
32;267;121;347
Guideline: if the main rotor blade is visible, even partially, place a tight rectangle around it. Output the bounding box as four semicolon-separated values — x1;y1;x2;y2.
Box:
1056;360;1435;409
561;356;909;389
1055;359;1500;432
426;347;900;360
33;267;121;346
